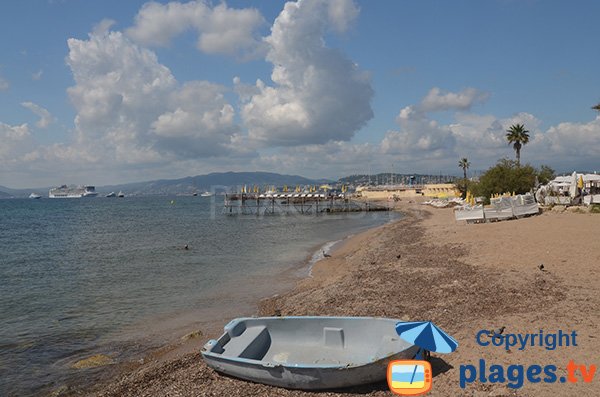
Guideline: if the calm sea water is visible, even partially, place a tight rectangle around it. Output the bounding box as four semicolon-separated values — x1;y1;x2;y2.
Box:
0;196;396;396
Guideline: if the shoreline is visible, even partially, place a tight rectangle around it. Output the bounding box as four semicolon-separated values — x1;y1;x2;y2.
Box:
70;204;410;397
306;238;343;277
71;201;598;396
57;209;398;396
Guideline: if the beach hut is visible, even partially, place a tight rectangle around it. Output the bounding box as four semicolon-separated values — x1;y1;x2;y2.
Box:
536;174;575;205
582;174;600;205
535;172;600;206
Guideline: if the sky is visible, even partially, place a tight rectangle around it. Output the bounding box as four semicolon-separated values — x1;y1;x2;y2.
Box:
1;0;599;188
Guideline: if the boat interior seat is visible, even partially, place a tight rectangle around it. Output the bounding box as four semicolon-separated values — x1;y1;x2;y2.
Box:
323;327;345;348
222;325;271;360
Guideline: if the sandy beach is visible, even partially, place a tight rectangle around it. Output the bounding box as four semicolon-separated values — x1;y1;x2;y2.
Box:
75;201;599;397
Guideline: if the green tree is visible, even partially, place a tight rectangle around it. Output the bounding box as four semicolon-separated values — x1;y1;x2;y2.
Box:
593;103;600;112
470;159;537;202
537;165;555;185
506;123;530;166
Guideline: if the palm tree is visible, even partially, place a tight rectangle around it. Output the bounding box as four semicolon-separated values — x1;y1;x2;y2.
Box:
506;123;530;166
458;157;470;198
458;157;470;180
593;103;600;112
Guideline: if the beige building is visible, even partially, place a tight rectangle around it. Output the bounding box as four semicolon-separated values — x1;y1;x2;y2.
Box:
356;184;459;200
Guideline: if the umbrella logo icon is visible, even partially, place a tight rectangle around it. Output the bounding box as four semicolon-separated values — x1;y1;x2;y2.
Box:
387;321;458;395
395;321;458;357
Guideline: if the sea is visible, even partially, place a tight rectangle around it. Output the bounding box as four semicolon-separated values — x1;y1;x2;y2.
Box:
0;196;397;396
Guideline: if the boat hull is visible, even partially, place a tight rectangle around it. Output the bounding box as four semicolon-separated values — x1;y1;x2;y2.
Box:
49;193;98;198
202;316;418;390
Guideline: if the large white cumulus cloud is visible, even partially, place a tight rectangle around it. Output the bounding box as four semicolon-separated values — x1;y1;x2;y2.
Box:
542;117;600;158
380;87;488;160
382;106;455;160
63;24;240;165
239;0;374;146
126;1;266;58
377;87;600;173
4;1;600;188
420;87;490;112
151;81;238;157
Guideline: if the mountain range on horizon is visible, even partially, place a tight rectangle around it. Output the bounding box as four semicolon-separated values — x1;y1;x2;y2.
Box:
0;171;333;198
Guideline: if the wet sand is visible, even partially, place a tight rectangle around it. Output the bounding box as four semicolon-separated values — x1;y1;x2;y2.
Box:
74;201;599;397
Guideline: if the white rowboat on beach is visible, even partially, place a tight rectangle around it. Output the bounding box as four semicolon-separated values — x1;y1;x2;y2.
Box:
202;316;418;390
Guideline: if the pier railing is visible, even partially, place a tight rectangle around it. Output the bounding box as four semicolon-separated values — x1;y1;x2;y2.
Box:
223;193;389;215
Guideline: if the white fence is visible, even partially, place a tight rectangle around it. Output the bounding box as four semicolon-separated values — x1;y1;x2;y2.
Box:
543;196;572;205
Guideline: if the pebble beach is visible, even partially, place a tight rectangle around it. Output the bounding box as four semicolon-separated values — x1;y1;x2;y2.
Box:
72;201;599;397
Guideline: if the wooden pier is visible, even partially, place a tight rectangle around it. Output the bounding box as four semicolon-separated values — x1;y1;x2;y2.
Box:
223;193;390;215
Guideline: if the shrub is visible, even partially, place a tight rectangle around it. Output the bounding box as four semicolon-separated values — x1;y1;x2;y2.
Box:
468;159;538;202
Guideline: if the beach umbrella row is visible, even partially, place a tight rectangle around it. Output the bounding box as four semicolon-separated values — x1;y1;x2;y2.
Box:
491;192;516;199
239;185;349;194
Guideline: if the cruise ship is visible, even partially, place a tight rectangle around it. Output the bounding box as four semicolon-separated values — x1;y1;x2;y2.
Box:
49;185;98;198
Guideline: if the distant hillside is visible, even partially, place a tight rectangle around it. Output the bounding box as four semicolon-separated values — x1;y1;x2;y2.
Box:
92;172;331;196
1;171;462;198
0;185;37;198
1;172;331;198
1;171;463;198
0;183;110;198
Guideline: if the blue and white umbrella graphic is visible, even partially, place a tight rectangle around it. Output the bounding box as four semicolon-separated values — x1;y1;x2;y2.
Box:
395;321;458;359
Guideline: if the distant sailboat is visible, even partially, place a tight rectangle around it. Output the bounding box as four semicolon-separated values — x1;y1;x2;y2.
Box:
117;191;125;198
105;192;116;197
29;193;42;199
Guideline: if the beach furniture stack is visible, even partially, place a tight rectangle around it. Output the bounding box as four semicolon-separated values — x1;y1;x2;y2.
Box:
454;204;485;223
454;193;539;223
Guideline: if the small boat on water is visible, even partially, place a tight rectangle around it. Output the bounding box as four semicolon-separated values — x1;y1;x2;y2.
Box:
29;193;42;199
117;191;125;198
202;316;418;390
200;191;213;197
105;192;116;198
